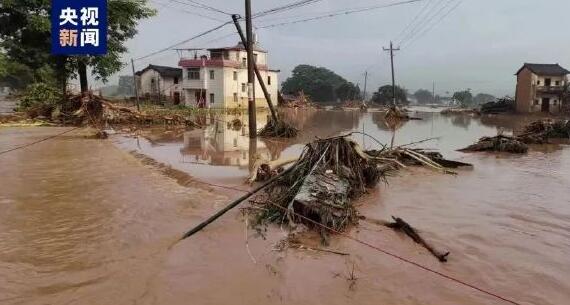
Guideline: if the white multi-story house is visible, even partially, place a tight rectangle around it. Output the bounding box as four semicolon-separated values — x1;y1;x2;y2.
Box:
179;42;279;109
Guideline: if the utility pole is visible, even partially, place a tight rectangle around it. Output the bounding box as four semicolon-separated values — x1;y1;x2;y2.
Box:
383;41;400;106
363;70;368;103
432;81;436;103
245;0;256;138
131;58;140;111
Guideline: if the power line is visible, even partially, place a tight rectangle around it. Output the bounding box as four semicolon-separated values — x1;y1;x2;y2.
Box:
0;127;83;157
134;21;233;61
150;0;226;22
401;0;463;49
258;0;424;29
253;0;325;19
182;0;232;16
396;0;448;45
393;0;433;42
399;0;455;46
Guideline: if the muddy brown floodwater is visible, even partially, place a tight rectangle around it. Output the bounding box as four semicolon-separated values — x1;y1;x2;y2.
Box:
1;109;569;305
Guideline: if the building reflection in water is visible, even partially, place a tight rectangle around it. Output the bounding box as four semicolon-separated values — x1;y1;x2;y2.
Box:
180;113;271;169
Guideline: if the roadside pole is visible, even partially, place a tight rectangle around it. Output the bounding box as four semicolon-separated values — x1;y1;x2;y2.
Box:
383;41;400;106
245;0;256;138
363;70;368;103
131;58;140;111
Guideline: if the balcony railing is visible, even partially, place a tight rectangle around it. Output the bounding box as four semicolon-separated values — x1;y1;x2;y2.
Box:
536;85;565;93
182;79;207;90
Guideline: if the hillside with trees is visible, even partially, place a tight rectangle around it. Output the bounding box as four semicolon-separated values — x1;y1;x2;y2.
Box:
281;65;360;103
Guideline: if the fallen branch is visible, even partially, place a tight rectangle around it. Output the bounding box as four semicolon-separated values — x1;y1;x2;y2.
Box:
385;216;450;262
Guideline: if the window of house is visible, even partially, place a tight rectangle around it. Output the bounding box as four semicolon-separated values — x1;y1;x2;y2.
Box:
235;52;240;61
267;75;271;85
534;99;539;105
537;80;541;85
173;77;179;84
242;58;247;67
209;93;215;104
254;53;258;63
223;51;229;60
209;70;215;80
555;80;560;86
233;93;238;103
233;71;238;81
241;83;246;92
188;68;200;80
553;100;558;105
233;138;238;147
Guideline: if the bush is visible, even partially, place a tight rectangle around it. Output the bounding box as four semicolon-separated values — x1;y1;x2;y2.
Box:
18;83;62;118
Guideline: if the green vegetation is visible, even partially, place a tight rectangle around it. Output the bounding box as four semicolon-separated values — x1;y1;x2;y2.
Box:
371;85;408;105
0;0;155;95
452;90;473;107
413;89;435;104
281;65;360;103
473;93;496;105
17;83;63;117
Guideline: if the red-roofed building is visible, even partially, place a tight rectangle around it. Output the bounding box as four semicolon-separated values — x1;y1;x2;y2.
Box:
179;42;279;109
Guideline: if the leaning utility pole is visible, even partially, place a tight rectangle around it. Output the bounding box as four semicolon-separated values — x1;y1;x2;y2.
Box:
383;41;400;106
131;58;140;111
231;14;279;123
245;0;256;138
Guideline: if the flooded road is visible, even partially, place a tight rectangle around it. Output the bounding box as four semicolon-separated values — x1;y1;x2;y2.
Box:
1;109;569;305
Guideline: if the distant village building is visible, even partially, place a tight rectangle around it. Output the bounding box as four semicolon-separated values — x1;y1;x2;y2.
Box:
515;63;569;113
135;64;183;104
178;42;279;109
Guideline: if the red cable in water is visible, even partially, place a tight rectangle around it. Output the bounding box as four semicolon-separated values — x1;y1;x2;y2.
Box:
191;178;523;305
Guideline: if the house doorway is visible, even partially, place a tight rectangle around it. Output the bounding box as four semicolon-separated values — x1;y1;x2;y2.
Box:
541;97;550;112
173;92;181;105
195;91;207;108
545;78;551;87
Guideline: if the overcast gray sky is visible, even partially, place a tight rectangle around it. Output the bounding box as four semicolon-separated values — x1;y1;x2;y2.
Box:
95;0;570;97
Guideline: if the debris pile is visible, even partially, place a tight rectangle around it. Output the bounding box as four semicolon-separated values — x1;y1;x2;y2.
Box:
341;100;367;109
480;97;514;114
459;135;528;154
517;119;570;144
460;119;570;153
441;108;480;115
278;91;315;108
258;116;299;138
249;135;461;238
250;136;394;235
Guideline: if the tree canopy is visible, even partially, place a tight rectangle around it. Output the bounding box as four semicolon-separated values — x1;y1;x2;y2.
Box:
0;0;155;90
371;85;408;105
413;89;434;104
282;65;357;103
452;90;473;107
473;93;496;105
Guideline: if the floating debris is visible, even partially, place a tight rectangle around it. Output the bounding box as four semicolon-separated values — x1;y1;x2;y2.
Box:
258;116;298;138
459;135;528;154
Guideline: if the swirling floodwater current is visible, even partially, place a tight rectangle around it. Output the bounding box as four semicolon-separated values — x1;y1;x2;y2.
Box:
1;108;569;305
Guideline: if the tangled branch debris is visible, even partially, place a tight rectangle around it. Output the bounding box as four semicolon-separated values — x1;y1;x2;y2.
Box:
460;119;570;153
459;135;528;154
258;116;299;138
249;135;461;238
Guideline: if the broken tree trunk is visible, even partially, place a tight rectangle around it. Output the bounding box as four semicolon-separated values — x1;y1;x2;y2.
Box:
385;216;450;262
